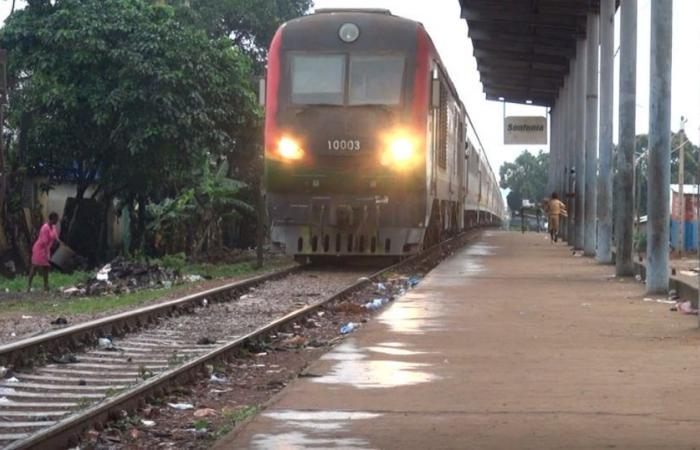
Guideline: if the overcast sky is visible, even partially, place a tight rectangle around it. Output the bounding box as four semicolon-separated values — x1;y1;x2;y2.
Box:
1;0;698;182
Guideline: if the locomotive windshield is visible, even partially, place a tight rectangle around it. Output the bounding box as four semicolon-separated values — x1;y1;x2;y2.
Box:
290;53;405;106
349;55;404;105
291;54;346;105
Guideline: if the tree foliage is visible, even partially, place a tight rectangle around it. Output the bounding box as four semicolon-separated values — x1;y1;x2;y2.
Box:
0;0;263;258
0;0;313;267
147;159;253;255
499;150;549;213
3;0;258;199
177;0;313;69
633;131;699;217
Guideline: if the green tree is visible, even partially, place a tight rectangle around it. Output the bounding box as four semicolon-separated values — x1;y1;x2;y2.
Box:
499;150;549;213
2;0;258;253
633;131;699;218
177;0;313;69
168;0;313;254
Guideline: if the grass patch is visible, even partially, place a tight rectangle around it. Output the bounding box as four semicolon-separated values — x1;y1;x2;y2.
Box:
186;259;286;280
216;405;260;438
0;258;293;317
0;271;91;293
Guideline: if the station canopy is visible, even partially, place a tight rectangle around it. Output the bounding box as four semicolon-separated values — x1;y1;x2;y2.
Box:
459;0;602;107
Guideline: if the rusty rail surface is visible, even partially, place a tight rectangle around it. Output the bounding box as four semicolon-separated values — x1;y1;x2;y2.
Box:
3;230;479;450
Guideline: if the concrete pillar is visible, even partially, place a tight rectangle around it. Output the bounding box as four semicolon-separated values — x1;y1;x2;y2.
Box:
596;0;615;264
547;115;554;196
584;13;599;256
548;105;556;198
560;80;570;242
548;106;557;197
567;63;577;244
574;38;587;250
646;0;673;294
562;93;568;241
615;0;637;276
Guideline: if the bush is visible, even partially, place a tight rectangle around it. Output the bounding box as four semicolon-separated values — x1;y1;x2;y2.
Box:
159;253;187;272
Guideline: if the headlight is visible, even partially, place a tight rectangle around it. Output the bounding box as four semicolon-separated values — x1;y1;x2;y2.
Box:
277;137;304;161
381;133;417;169
389;137;415;162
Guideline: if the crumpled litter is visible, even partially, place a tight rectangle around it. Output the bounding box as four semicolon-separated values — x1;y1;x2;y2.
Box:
643;297;677;305
52;354;79;364
193;408;217;418
98;337;114;349
141;419;156;427
62;287;82;295
210;373;227;383
678;301;698;315
96;264;112;282
340;322;357;334
363;298;387;311
168;402;194;410
5;377;19;383
408;276;421;288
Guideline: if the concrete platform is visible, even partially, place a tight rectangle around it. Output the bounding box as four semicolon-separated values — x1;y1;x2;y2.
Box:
217;231;700;449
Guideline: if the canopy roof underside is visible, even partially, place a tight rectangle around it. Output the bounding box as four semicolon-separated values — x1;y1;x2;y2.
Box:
460;0;604;107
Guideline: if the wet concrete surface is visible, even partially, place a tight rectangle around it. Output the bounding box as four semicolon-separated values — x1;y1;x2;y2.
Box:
215;231;700;449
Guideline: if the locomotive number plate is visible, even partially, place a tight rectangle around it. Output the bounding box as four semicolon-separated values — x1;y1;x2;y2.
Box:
327;139;361;151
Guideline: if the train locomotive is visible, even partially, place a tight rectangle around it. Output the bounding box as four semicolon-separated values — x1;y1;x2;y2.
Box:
263;8;505;261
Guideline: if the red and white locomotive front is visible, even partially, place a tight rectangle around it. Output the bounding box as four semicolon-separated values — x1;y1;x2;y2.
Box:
264;9;458;260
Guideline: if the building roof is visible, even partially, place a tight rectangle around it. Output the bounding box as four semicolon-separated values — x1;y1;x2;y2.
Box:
671;184;700;196
459;0;602;107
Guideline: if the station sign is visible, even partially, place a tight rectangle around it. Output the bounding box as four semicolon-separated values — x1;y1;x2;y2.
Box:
504;116;547;145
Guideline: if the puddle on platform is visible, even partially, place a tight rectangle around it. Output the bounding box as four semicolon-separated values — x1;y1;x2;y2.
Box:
367;345;425;356
315;341;436;389
462;259;484;275
264;410;381;431
251;410;380;449
377;296;445;334
463;243;498;256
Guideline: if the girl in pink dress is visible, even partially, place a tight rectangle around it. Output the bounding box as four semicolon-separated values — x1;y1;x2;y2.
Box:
28;212;59;292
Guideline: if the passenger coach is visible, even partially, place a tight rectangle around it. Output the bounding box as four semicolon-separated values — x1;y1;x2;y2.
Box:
263;8;504;261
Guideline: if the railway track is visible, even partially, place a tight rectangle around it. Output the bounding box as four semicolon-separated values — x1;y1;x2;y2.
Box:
0;231;477;450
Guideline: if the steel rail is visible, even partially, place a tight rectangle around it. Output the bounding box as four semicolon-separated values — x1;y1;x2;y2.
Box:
0;265;301;369
5;231;477;450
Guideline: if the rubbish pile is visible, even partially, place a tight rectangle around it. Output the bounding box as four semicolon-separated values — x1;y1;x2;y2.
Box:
63;258;181;296
339;274;424;334
665;289;699;315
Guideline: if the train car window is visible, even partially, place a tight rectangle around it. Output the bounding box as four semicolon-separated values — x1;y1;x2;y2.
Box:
348;54;405;105
291;54;345;105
